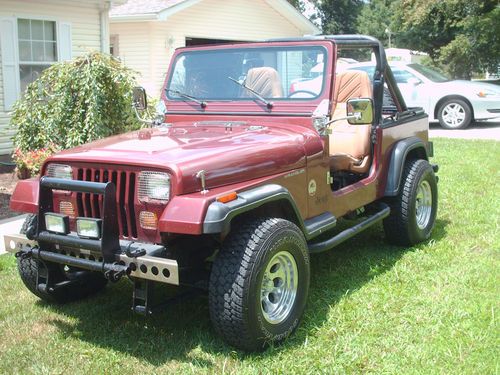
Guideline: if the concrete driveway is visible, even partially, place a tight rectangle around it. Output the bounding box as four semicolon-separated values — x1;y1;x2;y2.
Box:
0;214;27;255
429;121;500;141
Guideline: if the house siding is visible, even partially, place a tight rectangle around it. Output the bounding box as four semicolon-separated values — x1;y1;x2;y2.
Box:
112;0;305;97
109;22;154;93
0;0;104;155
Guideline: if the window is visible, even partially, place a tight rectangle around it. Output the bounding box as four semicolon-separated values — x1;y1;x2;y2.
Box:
408;63;450;82
17;19;57;92
110;34;119;57
391;67;418;84
166;46;327;101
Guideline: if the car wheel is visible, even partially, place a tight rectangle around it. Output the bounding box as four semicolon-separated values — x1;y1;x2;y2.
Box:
18;214;108;303
437;98;472;129
383;159;438;246
209;217;310;351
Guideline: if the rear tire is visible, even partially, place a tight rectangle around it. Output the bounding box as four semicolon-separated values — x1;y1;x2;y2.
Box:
209;218;310;351
437;98;472;129
18;214;107;303
383;159;438;246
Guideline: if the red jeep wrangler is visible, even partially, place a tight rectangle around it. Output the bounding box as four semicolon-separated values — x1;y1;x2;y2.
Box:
5;35;438;351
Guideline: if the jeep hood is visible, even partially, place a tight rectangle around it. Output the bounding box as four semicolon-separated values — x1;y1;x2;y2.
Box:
49;121;316;193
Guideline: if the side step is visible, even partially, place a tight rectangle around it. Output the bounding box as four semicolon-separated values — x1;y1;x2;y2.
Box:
308;204;390;254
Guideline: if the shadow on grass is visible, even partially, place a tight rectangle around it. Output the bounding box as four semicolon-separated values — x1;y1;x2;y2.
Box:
41;218;449;367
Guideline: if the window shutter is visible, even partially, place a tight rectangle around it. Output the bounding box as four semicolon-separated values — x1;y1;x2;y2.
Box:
0;17;20;111
58;22;72;61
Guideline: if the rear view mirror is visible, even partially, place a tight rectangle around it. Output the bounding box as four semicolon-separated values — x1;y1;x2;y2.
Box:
347;98;374;125
132;87;147;111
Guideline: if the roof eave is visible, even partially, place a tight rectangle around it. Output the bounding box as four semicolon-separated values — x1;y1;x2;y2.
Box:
265;0;320;35
157;0;202;20
110;13;158;22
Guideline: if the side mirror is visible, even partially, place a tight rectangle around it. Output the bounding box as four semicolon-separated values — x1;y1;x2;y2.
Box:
407;77;422;86
132;87;147;111
347;98;374;125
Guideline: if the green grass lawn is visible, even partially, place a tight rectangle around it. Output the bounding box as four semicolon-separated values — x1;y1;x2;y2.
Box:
0;138;498;374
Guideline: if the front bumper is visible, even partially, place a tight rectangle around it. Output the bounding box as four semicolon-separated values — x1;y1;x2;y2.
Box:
471;97;500;120
4;233;179;285
10;176;179;285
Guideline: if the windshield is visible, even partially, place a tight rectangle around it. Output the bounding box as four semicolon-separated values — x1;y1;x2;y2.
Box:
166;46;327;102
408;63;450;82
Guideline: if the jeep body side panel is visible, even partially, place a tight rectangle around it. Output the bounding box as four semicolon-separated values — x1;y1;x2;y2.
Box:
378;113;429;197
322;114;429;219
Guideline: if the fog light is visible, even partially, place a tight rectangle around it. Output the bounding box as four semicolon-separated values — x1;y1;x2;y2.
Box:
76;218;102;239
139;211;158;230
59;201;75;217
45;213;69;234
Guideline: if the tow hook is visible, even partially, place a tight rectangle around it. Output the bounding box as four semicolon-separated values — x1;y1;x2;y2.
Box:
15;245;34;259
104;262;129;283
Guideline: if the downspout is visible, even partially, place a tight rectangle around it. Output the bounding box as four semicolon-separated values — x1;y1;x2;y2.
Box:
100;1;111;53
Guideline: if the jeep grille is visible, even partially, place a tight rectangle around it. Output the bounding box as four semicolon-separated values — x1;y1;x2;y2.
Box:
76;167;138;239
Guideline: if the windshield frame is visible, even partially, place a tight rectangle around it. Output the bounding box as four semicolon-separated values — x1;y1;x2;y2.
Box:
164;44;329;104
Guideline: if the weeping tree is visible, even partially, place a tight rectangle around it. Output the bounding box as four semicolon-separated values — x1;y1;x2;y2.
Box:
10;52;155;175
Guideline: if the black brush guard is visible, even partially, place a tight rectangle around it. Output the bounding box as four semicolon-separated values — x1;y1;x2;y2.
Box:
32;176;128;280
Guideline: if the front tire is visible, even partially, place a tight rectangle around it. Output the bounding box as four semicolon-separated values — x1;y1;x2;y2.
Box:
209;218;310;351
18;214;108;303
383;159;438;246
437;98;472;129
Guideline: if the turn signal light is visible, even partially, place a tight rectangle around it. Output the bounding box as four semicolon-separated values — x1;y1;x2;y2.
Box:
59;201;75;217
216;192;238;204
139;211;158;230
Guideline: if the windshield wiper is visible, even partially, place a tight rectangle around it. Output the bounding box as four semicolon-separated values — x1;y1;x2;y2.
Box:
228;77;273;109
165;88;207;108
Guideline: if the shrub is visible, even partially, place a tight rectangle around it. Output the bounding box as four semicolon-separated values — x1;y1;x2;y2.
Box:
10;52;155;163
12;144;59;178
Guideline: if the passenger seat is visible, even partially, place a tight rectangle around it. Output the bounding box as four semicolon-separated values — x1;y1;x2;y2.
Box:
329;70;373;173
243;67;283;98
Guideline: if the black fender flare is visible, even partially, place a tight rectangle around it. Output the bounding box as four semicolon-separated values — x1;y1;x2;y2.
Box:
384;137;430;197
203;184;337;240
203;184;305;237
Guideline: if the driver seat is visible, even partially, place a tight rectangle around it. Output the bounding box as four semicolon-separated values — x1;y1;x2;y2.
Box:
243;67;283;98
328;70;373;173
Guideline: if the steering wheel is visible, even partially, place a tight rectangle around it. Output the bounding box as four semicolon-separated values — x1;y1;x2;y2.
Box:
288;90;317;98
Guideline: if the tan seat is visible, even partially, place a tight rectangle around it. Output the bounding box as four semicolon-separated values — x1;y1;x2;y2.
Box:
329;70;373;173
243;67;283;98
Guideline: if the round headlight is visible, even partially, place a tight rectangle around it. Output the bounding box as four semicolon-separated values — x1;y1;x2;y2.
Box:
138;171;171;202
46;164;73;179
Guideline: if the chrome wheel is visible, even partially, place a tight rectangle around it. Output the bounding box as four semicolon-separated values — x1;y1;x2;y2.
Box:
415;180;433;230
260;251;298;324
442;102;466;128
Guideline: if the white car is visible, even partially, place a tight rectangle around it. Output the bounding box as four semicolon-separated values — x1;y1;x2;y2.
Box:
346;62;500;129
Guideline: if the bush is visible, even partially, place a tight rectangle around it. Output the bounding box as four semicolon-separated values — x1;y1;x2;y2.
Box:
12;144;59;178
10;52;155;173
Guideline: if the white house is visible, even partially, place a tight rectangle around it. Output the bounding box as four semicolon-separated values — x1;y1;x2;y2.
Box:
110;0;320;97
0;0;125;156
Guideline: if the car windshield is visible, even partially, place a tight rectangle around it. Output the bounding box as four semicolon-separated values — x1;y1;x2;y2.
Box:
408;63;450;82
166;46;327;102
